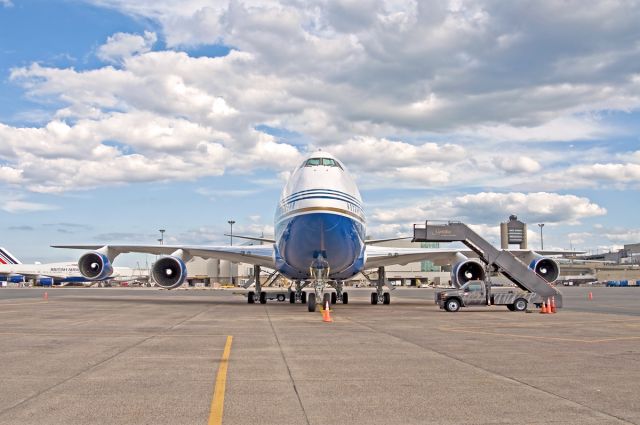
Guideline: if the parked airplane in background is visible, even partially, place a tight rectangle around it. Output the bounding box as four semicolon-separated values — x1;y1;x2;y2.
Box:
0;247;148;286
54;151;562;311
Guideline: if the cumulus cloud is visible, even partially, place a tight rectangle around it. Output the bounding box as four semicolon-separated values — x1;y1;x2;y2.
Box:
494;155;541;174
97;31;157;63
2;0;640;232
370;192;606;227
0;196;58;213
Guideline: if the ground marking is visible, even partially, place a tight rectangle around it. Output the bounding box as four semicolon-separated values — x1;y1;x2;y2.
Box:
208;335;233;425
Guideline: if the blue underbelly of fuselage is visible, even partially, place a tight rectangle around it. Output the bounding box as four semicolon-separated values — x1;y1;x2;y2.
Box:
275;212;365;280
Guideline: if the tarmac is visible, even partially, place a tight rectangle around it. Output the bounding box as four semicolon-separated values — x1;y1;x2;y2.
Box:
0;286;639;425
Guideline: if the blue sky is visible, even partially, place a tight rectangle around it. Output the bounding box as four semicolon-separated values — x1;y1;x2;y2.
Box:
1;0;639;265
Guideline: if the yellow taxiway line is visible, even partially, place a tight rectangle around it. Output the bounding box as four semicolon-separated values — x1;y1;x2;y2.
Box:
208;335;233;425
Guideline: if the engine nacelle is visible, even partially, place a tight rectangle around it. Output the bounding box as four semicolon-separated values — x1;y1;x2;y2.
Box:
152;256;187;289
451;254;486;288
6;274;25;283
529;256;560;283
36;276;54;286
78;251;113;281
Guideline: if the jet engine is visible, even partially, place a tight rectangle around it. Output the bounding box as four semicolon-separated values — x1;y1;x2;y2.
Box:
152;256;187;289
78;251;113;281
36;276;54;286
451;254;486;288
6;274;25;283
528;256;560;283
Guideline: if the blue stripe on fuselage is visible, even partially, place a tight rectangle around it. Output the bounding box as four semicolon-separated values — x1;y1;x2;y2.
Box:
283;189;361;205
275;212;365;280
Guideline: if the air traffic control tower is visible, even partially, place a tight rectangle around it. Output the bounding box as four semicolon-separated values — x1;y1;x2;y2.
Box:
500;215;527;249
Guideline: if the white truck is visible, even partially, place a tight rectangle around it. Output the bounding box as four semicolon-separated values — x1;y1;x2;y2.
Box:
435;280;542;312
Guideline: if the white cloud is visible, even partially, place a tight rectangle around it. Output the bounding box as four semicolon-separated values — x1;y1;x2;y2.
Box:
601;228;640;244
0;194;57;213
566;163;640;183
494;155;541;174
2;0;640;208
1;0;13;7
97;31;157;63
370;192;606;226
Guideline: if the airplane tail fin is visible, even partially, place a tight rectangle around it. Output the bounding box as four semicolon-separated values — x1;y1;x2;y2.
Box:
0;247;22;264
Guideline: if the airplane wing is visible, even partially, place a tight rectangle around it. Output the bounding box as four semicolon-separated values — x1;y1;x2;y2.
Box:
364;246;576;270
52;244;276;269
223;234;276;244
365;246;466;269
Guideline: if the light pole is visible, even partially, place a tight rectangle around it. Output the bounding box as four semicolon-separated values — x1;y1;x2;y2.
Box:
159;229;165;245
227;220;235;246
538;223;544;250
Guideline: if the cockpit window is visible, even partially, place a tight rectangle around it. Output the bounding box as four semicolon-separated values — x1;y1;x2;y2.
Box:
304;158;343;169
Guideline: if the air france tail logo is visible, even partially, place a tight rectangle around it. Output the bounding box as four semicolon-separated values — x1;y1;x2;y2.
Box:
0;247;21;265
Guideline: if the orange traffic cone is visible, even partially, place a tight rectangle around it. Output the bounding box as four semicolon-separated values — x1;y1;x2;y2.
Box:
44;292;48;302
322;307;333;323
588;292;593;301
540;300;548;314
550;297;556;314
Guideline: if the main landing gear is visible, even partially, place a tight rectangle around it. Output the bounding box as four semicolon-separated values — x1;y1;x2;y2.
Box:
370;266;391;305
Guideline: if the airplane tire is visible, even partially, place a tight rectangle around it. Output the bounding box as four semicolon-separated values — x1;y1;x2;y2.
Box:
371;292;378;305
323;293;331;310
301;292;307;304
383;292;391;305
259;292;267;304
289;293;296;303
248;291;255;304
342;292;349;304
307;293;316;312
331;292;337;305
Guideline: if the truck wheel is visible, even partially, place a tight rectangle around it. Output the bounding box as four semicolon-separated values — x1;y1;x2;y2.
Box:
342;292;349;304
513;298;528;312
276;294;285;302
506;304;515;311
259;292;267;304
445;298;460;312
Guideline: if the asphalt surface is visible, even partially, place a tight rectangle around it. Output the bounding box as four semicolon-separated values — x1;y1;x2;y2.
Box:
1;286;639;424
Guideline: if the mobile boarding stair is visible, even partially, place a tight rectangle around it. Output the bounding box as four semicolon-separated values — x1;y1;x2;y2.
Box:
413;221;563;308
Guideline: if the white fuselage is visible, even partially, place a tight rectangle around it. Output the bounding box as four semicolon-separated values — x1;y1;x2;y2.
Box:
273;153;366;280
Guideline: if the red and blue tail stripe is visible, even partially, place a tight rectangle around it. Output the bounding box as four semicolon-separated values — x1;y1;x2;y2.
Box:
0;247;21;265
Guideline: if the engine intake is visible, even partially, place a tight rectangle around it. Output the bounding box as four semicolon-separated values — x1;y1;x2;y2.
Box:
451;255;486;288
152;256;187;289
529;257;560;283
78;252;113;280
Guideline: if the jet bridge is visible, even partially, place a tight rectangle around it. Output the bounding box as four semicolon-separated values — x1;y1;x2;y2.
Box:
413;221;562;307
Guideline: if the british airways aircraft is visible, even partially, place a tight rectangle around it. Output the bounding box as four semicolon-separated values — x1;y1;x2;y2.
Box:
54;151;561;311
0;246;147;286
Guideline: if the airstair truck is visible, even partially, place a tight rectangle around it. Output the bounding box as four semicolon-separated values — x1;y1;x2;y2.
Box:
435;280;542;312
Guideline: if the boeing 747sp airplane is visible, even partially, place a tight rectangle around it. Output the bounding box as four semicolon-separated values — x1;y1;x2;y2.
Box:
54;151;561;311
